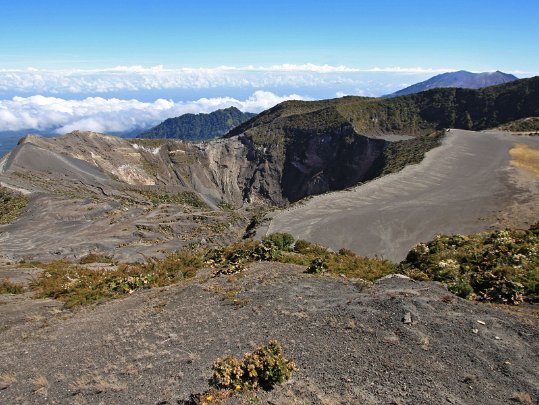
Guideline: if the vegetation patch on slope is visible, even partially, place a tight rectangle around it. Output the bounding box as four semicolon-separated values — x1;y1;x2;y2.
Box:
26;222;538;309
0;186;29;224
27;232;394;308
135;190;209;209
31;251;203;308
367;131;444;178
497;117;539;133
400;224;539;304
0;279;24;294
206;233;395;280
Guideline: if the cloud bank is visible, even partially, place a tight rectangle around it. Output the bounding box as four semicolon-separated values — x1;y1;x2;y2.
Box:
0;64;461;95
0;91;307;134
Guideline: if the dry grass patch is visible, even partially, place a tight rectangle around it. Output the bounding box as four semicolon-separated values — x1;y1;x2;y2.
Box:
30;250;204;308
511;391;534;404
206;234;395;281
0;279;24;294
510;143;539;177
78;253;115;265
0;373;17;390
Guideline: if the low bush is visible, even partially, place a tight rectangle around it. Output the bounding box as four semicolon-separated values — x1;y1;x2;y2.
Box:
399;224;539;304
210;340;296;391
205;240;282;275
262;233;295;251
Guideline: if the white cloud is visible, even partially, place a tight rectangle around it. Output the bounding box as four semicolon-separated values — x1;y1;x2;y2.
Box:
0;64;458;95
0;91;307;133
366;67;459;74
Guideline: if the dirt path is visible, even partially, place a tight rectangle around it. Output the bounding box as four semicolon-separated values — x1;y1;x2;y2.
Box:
267;130;539;262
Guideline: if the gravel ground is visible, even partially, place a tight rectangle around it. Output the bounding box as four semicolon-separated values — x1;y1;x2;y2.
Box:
0;262;537;404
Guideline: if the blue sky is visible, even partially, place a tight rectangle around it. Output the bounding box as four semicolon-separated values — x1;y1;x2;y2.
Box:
2;0;538;71
0;0;537;137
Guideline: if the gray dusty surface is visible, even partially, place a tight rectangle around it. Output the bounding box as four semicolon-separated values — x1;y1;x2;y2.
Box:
0;132;252;262
267;130;539;262
0;262;537;404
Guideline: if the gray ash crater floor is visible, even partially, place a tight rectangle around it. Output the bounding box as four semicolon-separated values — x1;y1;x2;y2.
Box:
267;129;539;262
0;262;537;404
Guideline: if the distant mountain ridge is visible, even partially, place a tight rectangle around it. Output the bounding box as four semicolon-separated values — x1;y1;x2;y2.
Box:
227;76;539;202
139;106;256;141
388;70;518;97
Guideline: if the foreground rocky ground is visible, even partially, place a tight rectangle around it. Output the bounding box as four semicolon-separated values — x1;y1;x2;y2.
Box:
0;260;537;404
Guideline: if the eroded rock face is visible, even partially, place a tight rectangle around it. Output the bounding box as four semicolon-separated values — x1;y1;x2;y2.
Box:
2;130;389;206
281;125;387;202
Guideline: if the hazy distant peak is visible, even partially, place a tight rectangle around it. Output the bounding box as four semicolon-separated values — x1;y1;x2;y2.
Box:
388;70;518;97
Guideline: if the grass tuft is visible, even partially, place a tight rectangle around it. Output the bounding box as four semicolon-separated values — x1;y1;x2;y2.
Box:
0;279;24;294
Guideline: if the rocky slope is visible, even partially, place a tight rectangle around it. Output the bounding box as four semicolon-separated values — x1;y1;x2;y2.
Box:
0;132;260;261
0;262;537;404
388;70;518;97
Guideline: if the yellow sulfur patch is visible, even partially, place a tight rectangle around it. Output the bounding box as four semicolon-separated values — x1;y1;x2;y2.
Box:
510;143;539;178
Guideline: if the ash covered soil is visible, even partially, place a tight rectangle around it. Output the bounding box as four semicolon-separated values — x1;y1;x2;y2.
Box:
0;261;537;404
267;130;539;262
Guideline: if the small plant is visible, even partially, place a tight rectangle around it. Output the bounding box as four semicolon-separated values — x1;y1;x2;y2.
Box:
293;239;313;254
306;257;328;274
210;340;296;391
205;240;282;276
0;279;24;294
108;274;156;294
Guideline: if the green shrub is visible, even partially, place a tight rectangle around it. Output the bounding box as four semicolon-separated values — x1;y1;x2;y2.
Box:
205;240;283;275
400;224;539;304
211;340;296;391
338;248;356;256
205;241;260;275
262;233;295;251
293;239;313;254
108;274;156;294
